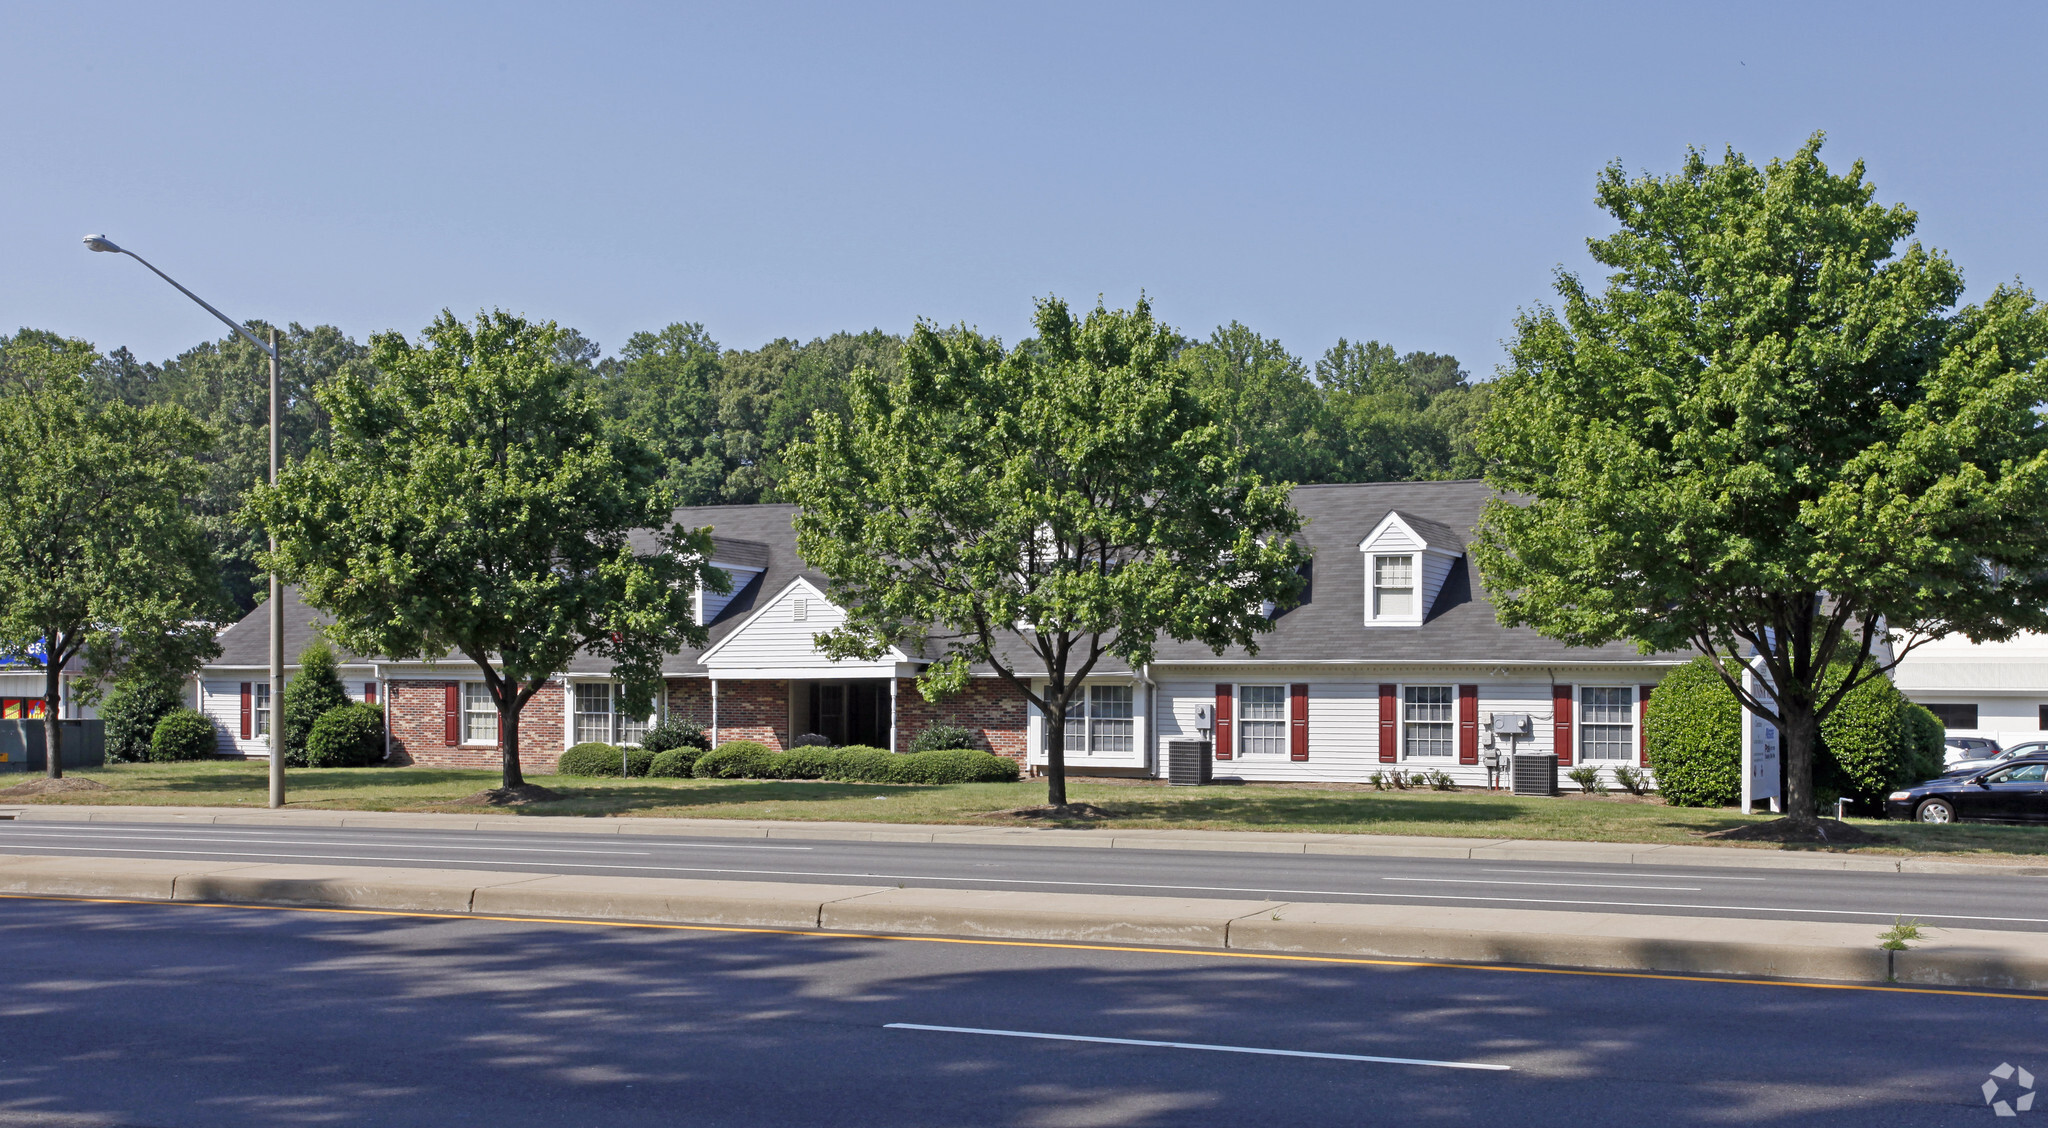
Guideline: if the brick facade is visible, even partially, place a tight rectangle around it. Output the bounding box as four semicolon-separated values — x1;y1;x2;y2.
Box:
662;677;792;750
893;676;1031;762
386;678;566;772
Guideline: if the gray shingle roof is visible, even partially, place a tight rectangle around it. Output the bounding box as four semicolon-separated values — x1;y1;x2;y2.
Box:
209;481;1672;677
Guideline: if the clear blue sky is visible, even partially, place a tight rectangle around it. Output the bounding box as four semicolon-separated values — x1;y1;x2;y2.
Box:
6;1;2044;375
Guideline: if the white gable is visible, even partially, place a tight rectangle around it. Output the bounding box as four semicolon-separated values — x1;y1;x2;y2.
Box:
697;578;904;677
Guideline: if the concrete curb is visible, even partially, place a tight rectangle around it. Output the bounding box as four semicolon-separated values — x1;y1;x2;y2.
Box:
5;803;2044;877
2;854;2043;991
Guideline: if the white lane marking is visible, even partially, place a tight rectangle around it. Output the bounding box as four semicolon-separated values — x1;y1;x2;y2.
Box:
0;828;810;853
2;844;2043;926
1480;868;1768;882
884;1023;1510;1071
1385;877;1702;892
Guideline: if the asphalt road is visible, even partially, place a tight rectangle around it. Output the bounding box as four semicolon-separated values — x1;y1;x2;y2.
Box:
0;894;2040;1127
2;818;2047;930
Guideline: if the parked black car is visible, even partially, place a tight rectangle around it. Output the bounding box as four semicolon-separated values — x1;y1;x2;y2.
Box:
1888;757;2048;823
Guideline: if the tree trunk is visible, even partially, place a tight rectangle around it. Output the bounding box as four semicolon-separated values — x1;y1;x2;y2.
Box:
41;656;62;780
1779;698;1819;825
1044;703;1067;807
500;696;524;790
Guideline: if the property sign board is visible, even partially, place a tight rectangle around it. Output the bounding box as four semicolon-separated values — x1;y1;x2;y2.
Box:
1740;660;1782;813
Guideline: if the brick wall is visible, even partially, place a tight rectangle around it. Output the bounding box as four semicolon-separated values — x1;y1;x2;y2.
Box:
895;676;1030;762
386;678;566;772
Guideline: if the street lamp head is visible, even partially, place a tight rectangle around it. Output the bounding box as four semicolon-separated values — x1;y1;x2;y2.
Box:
82;234;122;253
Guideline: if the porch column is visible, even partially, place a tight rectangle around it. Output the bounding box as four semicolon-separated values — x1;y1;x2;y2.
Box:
888;676;898;753
710;678;719;747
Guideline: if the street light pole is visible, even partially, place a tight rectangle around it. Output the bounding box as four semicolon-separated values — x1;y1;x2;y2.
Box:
83;235;288;808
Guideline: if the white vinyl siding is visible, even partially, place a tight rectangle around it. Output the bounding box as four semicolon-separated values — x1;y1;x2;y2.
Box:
1403;685;1454;758
1580;686;1634;761
462;682;497;744
1064;684;1135;753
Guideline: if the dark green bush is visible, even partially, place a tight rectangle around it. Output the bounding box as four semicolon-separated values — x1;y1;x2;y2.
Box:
554;741;651;777
907;723;977;753
1644;657;1742;807
306;703;385;767
647;746;703;777
1816;668;1948;811
101;676;183;764
281;641;352;768
892;748;1020;783
692;740;777;778
773;746;849;779
150;709;217;762
641;716;709;754
823;746;909;782
1900;703;1946;784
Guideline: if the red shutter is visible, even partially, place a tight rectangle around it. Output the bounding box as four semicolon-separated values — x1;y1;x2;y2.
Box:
364;681;377;705
1639;684;1655;766
1213;685;1233;760
1458;684;1479;765
239;683;252;739
1552;684;1574;766
1378;684;1398;763
444;684;461;745
1289;683;1309;762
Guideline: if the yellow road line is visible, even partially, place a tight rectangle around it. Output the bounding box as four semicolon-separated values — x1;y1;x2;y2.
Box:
2;889;2042;1002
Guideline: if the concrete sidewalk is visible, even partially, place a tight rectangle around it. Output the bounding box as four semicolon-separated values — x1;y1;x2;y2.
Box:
4;801;2044;877
0;852;2040;991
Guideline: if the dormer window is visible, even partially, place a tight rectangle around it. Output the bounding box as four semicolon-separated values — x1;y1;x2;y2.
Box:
1359;510;1464;627
1373;555;1414;617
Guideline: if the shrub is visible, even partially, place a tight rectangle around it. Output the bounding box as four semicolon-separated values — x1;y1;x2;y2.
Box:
790;732;833;749
1567;764;1608;795
1900;704;1946;784
1367;770;1388;790
1645;657;1742;806
1612;764;1649;795
280;641;352;768
823;746;911;783
1816;668;1946;812
1424;768;1458;791
150;709;216;762
306;703;385;767
101;676;183;764
641;716;709;754
555;742;651;777
774;746;849;779
692;740;777;779
647;747;704;778
907;723;977;753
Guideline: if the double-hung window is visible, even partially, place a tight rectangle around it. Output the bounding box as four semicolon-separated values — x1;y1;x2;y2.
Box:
253;684;271;737
1374;555;1415;618
1239;685;1288;755
462;682;498;744
1063;685;1135;753
574;683;653;745
1580;687;1634;761
1403;685;1453;758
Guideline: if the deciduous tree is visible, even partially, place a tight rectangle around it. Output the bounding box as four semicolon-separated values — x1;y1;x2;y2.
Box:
1474;135;2048;831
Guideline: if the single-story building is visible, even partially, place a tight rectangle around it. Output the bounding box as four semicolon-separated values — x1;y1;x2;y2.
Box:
198;480;1690;784
1891;631;2048;750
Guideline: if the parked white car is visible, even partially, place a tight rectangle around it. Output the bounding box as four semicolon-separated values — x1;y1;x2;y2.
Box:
1944;739;2048;776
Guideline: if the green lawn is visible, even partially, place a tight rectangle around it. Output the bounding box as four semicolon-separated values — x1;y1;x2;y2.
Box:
6;760;2047;859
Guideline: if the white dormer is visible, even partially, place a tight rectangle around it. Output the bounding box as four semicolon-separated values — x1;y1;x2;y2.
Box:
1358;510;1464;627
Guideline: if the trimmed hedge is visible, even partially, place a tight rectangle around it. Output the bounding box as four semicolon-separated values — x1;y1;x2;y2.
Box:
774;745;852;779
556;742;653;777
647;747;703;777
1644;658;1742;807
692;741;777;778
306;703;385;767
907;723;977;753
641;716;709;754
150;709;217;762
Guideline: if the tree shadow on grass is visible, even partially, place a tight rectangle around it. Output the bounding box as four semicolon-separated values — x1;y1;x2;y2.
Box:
495;779;951;816
1008;792;1535;831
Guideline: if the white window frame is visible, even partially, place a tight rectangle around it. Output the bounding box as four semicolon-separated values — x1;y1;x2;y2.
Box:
1578;686;1635;762
1371;554;1417;622
462;681;498;746
1401;684;1455;759
573;681;656;746
1063;683;1136;754
253;683;271;738
1236;684;1289;756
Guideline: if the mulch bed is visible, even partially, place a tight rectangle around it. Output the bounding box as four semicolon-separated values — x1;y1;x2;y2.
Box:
447;784;564;807
1703;816;1891;845
981;802;1118;821
0;778;113;797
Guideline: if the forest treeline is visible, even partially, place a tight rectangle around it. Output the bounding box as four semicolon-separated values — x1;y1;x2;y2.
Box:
2;317;1491;611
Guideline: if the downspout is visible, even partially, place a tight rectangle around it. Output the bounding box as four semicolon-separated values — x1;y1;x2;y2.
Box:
1136;664;1158;778
373;662;389;762
888;674;899;753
